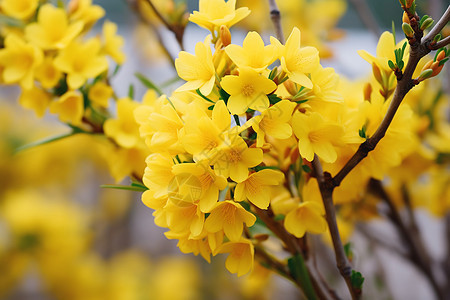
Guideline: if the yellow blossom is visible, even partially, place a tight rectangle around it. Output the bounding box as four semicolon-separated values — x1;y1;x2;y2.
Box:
175;39;216;96
142;153;174;199
0;34;43;89
189;0;250;33
35;56;62;89
54;38;108;90
171;162;228;213
205;200;256;241
104;98;140;149
234;169;285;209
25;4;84;50
292;112;344;163
88;81;113;108
68;0;105;29
180;100;230;160
49;91;84;125
217;238;254;277
164;201;205;238
212;135;263;182
19;86;52;117
102;21;126;65
242;100;296;147
278;27;320;89
221;67;277;114
225;31;277;72
0;0;38;20
284;201;327;238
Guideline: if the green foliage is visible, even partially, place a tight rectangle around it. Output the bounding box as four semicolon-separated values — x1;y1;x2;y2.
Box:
135;72;163;96
351;270;365;289
287;254;317;300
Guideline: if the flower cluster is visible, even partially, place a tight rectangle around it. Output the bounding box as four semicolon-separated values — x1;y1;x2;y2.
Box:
134;0;418;276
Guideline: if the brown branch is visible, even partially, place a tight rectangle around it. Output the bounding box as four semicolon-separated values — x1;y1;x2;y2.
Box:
368;179;444;300
349;0;381;37
312;155;359;300
423;5;450;45
268;0;285;44
143;0;185;51
445;214;450;299
431;35;450;50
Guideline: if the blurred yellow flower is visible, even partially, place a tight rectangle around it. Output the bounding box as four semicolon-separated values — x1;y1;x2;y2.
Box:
189;0;250;32
49;91;84;125
102;21;126;65
35;56;62;89
19;86;52;117
0;0;38;20
104;98;141;148
0;34;43;89
25;4;84;50
68;0;105;29
88;81;113;108
54;38;108;90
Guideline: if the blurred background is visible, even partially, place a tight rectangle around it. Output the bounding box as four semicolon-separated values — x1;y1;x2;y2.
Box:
0;0;449;299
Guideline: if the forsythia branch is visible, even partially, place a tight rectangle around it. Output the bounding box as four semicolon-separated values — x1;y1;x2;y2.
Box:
268;0;285;44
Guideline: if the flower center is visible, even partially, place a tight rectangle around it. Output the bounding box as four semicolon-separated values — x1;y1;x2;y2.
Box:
241;84;254;97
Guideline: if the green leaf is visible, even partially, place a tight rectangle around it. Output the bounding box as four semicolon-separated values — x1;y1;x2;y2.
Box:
195;89;215;103
128;84;135;99
359;124;367;139
207;105;215;110
351;270;365;289
274;214;285;221
135;72;163;95
302;165;312;173
253;165;280;171
398;60;404;70
112;64;121;77
439;57;448;66
344;242;353;261
287;254;317;300
419;15;429;27
388;60;396;70
14;130;83;153
219;88;230;103
268;67;278;80
268;93;282;104
100;184;147;192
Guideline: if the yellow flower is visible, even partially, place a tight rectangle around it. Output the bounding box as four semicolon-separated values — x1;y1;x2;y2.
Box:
221;67;277;115
189;0;250;33
242;100;296;147
25;4;84;50
0;34;43;89
212;135;263;182
205;200;256;241
217;238;254;277
234;169;285;209
358;31;409;73
142;153;174;198
19;86;52;117
225;31;277;72
278;27;320;89
171;161;228;213
35;56;62;89
284;201;327;238
164;201;205;238
49;91;84;125
0;0;38;20
175;39;216;96
101;21;126;65
104;98;141;149
292;111;344;163
68;0;105;29
88;81;113;108
180;100;230;160
54;38;108;90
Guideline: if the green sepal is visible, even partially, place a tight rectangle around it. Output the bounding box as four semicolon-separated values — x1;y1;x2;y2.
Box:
219;88;230;103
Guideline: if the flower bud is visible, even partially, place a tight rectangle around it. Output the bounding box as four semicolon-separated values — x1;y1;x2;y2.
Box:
402;22;415;38
402;12;410;24
68;0;80;14
420;18;434;31
417;69;433;81
405;0;415;8
363;83;372;101
372;63;383;85
436;50;446;61
283;79;298;96
219;25;231;47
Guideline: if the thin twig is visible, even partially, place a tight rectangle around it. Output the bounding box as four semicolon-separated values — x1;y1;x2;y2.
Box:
349;0;381;37
368;179;444;300
431;35;450;50
268;0;285;44
357;223;408;256
143;0;185;51
445;214;450;299
423;5;450;45
312;155;359;300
